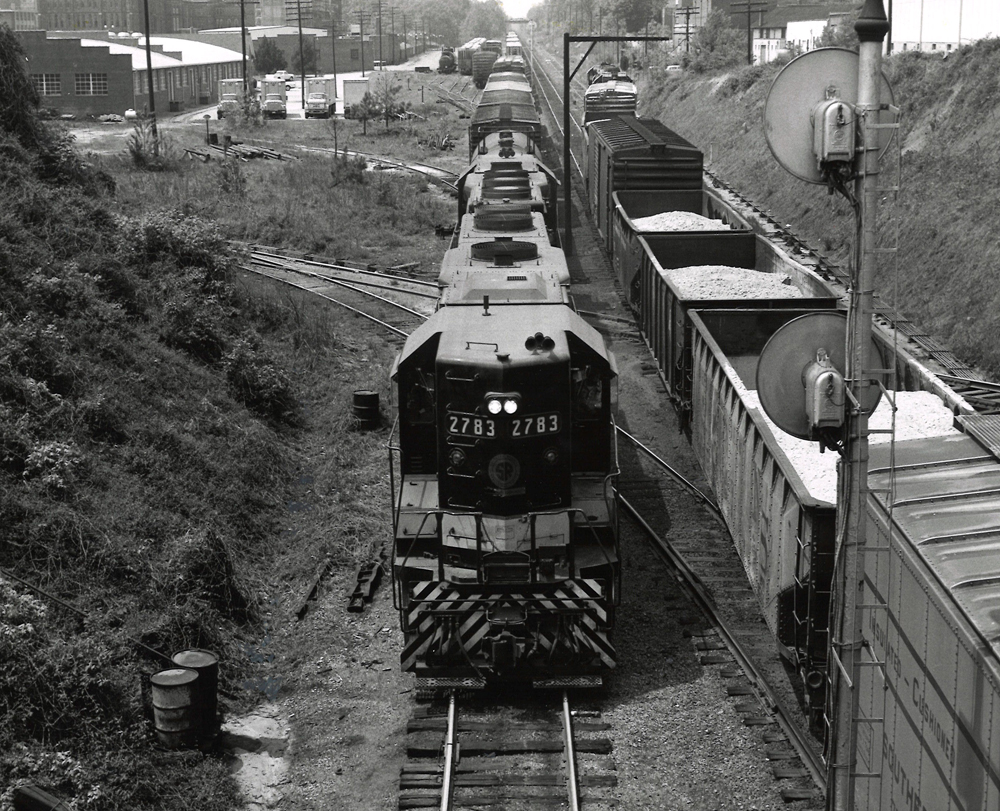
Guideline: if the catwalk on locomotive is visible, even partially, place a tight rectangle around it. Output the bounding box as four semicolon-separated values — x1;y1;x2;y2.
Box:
389;34;621;689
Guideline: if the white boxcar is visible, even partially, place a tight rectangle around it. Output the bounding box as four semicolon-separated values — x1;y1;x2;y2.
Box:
856;421;1000;810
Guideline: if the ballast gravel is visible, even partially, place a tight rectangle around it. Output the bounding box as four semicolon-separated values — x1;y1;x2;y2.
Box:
630;211;732;231
662;265;803;300
741;388;959;503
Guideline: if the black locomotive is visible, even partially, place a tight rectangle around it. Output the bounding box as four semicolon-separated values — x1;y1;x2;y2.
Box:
390;35;620;689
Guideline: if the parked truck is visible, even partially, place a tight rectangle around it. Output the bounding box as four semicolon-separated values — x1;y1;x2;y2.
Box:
342;77;369;119
261;79;287;119
304;77;337;119
217;78;244;119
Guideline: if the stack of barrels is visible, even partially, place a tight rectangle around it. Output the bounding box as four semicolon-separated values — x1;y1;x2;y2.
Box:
149;649;219;749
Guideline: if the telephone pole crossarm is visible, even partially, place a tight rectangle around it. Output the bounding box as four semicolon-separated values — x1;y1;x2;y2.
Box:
729;1;769;65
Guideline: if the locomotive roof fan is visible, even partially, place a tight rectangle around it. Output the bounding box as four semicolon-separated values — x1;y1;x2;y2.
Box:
756;311;886;446
763;48;895;189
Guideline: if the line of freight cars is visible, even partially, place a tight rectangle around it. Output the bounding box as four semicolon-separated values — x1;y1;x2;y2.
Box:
582;113;1000;809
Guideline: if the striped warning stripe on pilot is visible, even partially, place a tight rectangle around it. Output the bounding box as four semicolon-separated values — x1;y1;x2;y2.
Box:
400;579;615;672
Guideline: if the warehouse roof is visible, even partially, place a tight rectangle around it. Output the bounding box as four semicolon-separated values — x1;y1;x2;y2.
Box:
79;35;242;70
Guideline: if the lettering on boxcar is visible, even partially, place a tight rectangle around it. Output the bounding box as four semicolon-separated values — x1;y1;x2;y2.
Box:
868;608;901;679
911;676;956;766
882;734;930;811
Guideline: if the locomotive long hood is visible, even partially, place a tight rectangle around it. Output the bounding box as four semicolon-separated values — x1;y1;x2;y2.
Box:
392;306;616;378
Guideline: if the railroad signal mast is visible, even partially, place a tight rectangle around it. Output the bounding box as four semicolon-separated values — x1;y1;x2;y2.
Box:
756;1;896;808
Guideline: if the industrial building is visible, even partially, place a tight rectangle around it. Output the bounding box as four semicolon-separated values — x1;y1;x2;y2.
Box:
19;30;243;117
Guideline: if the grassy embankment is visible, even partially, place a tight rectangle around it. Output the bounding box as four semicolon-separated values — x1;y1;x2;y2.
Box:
639;38;1000;377
1;40;458;811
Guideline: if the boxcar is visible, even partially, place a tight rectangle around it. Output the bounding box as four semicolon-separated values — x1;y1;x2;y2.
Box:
585;117;703;250
855;424;1000;810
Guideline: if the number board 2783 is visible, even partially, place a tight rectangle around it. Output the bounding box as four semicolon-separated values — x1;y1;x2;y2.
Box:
446;413;561;438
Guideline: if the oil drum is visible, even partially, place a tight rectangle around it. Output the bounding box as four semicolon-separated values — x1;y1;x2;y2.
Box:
150;667;200;749
353;390;380;430
171;649;219;737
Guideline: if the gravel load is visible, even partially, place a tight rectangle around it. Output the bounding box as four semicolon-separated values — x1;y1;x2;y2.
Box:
741;388;959;504
665;265;803;300
630;210;730;231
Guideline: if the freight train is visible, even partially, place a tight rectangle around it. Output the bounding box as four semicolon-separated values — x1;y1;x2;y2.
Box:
389;34;620;689
579;65;1000;810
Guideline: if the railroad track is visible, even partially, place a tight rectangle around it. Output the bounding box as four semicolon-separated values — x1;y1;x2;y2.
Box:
399;689;615;810
243;247;437;337
296;145;461;192
615;428;826;804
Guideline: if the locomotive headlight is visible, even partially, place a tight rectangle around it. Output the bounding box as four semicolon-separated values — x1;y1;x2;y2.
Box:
449;448;467;468
485;392;521;415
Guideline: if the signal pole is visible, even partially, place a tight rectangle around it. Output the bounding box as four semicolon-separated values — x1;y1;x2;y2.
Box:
827;2;890;810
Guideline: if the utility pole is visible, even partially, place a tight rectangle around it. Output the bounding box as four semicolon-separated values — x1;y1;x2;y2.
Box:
141;0;158;155
377;0;383;68
357;8;366;76
827;3;891;809
330;15;337;95
401;10;406;60
729;0;768;65
295;0;306;109
239;0;248;96
389;6;396;64
673;5;698;53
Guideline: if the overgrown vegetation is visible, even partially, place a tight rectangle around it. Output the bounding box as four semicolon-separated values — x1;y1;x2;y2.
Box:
0;22;408;810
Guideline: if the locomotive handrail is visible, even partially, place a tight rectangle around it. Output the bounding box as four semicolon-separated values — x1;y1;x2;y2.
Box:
393;502;619;604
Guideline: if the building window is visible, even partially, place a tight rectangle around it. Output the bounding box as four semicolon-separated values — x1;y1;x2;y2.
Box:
75;73;108;95
31;73;61;96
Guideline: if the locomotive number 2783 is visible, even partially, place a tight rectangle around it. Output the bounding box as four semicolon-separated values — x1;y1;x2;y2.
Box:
446;413;560;437
511;413;559;437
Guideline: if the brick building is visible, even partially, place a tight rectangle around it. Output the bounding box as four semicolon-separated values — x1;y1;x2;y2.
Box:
18;30;243;116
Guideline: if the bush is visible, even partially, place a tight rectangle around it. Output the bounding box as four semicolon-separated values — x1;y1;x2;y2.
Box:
160;298;230;363
125;113;177;172
223;337;297;423
160;526;252;620
217;157;247;196
330;152;369;186
118;211;237;280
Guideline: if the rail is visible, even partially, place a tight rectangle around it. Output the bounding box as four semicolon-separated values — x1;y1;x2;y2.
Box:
440;690;458;811
562;689;581;811
242;256;424;338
